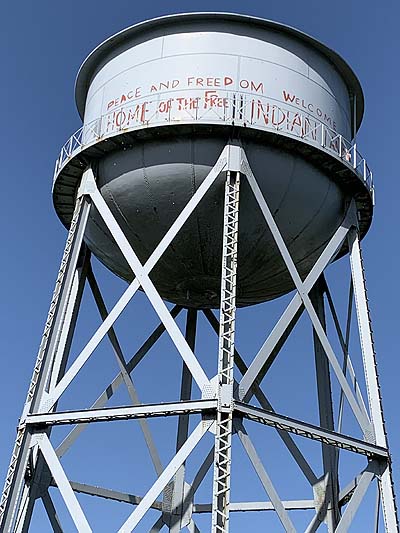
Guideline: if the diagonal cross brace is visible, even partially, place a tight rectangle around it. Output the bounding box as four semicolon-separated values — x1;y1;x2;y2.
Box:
46;147;229;409
55;306;182;459
203;308;318;486
34;434;91;533
235;420;296;533
323;279;370;425
87;266;163;476
242;152;372;440
41;490;63;533
88;184;210;391
335;461;378;532
239;206;355;402
118;421;211;532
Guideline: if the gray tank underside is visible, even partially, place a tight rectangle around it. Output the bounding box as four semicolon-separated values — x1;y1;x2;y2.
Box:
84;134;347;308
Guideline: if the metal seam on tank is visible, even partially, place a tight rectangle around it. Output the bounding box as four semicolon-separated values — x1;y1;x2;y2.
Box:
161;148;200;279
158;145;200;277
240;212;343;287
86;211;130;267
141;144;196;279
137;142;191;273
88;207;119;246
241;212;346;290
290;177;333;243
98;182;182;280
236;149;296;279
84;233;129;281
103;183;144;243
141;143;162;227
192;137;206;275
271;152;296;218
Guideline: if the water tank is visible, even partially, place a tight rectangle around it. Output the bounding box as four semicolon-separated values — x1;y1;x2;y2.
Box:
53;13;373;308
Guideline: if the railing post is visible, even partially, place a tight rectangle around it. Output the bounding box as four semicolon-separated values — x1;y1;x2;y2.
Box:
52;105;374;209
53;158;59;185
99;115;103;138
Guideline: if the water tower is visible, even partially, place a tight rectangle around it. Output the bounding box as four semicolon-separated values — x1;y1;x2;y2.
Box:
1;13;397;532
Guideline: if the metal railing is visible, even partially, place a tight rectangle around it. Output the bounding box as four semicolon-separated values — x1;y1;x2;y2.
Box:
53;93;374;199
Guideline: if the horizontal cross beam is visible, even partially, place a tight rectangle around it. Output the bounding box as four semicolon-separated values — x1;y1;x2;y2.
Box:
194;500;316;513
235;402;388;458
69;481;162;510
27;397;388;461
27;399;389;460
26;400;217;426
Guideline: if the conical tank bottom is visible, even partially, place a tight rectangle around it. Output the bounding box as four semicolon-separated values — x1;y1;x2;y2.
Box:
85;134;346;308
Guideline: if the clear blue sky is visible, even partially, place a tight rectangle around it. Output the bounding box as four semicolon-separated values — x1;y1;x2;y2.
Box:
1;1;399;531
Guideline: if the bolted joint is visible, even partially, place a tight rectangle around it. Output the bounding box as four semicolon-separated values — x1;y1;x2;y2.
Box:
219;384;234;412
226;144;243;173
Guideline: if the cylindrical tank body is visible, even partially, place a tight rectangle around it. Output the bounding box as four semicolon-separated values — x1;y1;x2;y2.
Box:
55;13;371;308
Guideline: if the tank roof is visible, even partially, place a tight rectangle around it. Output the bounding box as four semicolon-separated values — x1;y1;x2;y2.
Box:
75;12;365;130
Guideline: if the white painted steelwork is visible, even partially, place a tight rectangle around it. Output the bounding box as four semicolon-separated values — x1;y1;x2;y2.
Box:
52;13;374;309
2;143;398;533
1;13;397;533
54;99;373;193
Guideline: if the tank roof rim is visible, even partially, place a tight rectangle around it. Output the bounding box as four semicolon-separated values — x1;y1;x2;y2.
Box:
74;12;364;128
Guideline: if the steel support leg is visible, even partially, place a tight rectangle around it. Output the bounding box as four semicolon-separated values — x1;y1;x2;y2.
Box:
310;279;340;530
15;250;90;533
203;309;319;487
0;194;90;532
168;309;197;531
55;305;182;459
2;143;397;533
349;229;399;532
235;421;296;532
41;491;63;533
87;265;164;477
211;169;240;533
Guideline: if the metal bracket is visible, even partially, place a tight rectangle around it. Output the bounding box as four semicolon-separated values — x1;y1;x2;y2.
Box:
77;168;96;197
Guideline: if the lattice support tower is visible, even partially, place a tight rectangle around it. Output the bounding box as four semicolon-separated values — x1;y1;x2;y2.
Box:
0;144;397;533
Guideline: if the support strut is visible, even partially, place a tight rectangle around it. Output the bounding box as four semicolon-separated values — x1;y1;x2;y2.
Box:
212;168;241;533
